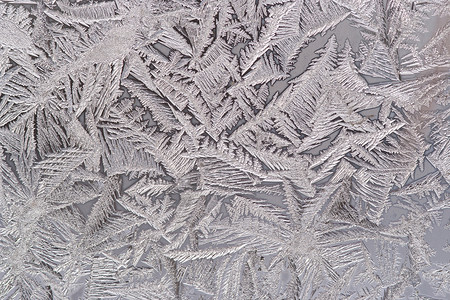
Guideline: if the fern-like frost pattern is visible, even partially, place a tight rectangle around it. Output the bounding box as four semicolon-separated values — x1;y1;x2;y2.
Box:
0;0;449;299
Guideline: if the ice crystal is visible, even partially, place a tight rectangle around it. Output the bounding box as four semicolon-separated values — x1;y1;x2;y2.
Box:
0;0;448;299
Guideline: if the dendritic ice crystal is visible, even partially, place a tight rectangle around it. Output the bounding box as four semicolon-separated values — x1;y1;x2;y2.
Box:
0;0;449;299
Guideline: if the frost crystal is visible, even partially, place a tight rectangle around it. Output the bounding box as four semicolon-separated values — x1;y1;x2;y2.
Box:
0;0;449;299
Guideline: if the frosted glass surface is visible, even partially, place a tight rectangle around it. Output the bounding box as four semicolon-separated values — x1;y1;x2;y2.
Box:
0;0;448;299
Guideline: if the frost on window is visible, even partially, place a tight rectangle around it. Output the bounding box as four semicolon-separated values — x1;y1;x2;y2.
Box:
0;0;448;299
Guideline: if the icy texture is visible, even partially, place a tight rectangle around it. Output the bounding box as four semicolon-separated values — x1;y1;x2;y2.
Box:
0;0;449;299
